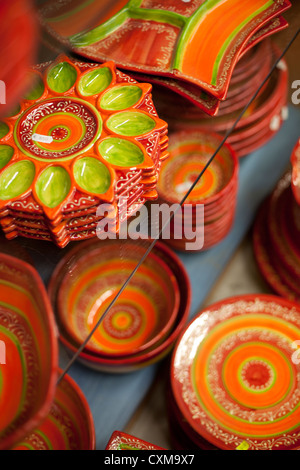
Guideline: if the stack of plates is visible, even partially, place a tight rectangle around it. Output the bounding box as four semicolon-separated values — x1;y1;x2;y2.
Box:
155;130;238;252
0;55;168;247
253;170;300;304
48;239;191;373
169;294;300;450
38;0;291;117
154;41;288;158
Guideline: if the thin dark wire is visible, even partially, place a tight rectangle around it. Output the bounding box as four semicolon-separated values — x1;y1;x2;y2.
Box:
58;27;300;384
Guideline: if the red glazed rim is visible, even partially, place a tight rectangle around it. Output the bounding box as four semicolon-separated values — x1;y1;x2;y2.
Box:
57;369;95;450
252;199;299;302
105;430;165;450
0;253;58;450
48;240;191;370
157;129;239;207
170;293;300;450
56;247;181;358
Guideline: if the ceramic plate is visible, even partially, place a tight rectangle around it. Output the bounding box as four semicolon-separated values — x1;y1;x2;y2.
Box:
171;294;300;450
39;0;291;101
0;54;168;245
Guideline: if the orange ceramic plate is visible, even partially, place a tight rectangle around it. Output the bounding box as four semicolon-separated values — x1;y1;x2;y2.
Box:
171;294;300;450
39;0;291;101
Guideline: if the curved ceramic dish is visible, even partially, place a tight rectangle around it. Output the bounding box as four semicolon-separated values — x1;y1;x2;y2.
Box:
0;253;58;450
56;241;180;356
48;239;191;373
163;43;288;159
38;0;291;101
171;294;300;450
12;371;95;450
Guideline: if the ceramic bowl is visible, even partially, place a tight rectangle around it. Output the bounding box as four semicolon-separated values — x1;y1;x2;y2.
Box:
48;240;191;373
0;253;58;450
12;371;95;450
55;240;180;357
155;130;238;252
157;130;238;206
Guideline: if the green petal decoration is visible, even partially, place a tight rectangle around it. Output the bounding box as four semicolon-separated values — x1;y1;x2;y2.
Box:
0;161;35;200
100;85;142;111
0;145;14;170
98;138;144;167
78;67;113;97
0;55;168;247
106;111;156;136
47;62;78;93
73;157;111;194
0;122;9;139
24;73;45;100
35;166;71;208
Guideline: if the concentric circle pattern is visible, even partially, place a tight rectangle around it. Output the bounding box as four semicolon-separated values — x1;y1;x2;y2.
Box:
16;98;102;160
56;244;179;356
171;295;300;450
157;133;236;204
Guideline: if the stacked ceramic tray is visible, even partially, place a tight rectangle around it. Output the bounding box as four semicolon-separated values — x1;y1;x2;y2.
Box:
0;55;168;248
38;0;291;117
154;40;289;158
155;130;238;252
253;168;300;304
169;294;300;450
48;239;191;373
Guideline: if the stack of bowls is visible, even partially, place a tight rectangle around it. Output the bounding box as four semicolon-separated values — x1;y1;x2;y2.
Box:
168;294;300;450
155;130;238;252
48;238;191;373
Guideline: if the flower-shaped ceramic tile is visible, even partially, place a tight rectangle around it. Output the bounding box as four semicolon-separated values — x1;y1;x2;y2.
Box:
0;55;167;222
39;0;291;101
